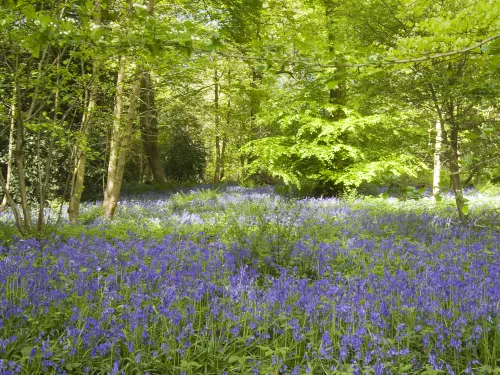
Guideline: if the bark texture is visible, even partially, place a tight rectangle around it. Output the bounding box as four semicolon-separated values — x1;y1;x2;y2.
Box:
448;111;467;223
1;94;15;212
68;67;97;223
214;69;221;183
103;58;126;218
429;83;467;223
140;71;167;184
103;70;140;218
68;2;100;223
14;81;32;232
0;169;24;235
432;120;442;196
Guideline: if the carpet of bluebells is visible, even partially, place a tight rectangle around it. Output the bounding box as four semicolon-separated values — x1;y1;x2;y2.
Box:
0;186;499;375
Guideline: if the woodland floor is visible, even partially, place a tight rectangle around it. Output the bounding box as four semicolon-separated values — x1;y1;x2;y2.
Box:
0;186;499;374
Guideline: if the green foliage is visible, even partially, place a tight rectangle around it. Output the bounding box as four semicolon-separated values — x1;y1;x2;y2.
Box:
244;105;428;192
1;0;499;233
163;108;207;183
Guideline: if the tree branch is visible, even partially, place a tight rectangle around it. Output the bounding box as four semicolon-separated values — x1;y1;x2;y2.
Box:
218;33;500;68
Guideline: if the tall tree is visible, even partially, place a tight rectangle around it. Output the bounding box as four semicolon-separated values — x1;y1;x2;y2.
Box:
139;0;167;185
103;60;141;218
68;0;101;224
0;91;15;212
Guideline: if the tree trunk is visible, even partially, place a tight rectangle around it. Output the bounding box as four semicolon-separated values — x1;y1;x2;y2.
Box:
140;71;167;184
138;149;143;184
220;136;226;181
221;70;232;181
432;119;442;196
214;68;221;183
325;0;346;115
0;169;24;236
103;58;126;217
103;64;140;219
250;68;262;139
14;80;32;232
429;84;467;223
68;63;97;223
68;2;100;223
37;55;60;235
448;112;467;223
215;136;221;183
137;0;165;185
0;92;16;212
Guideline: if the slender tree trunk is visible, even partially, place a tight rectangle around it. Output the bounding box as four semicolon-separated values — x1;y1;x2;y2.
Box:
138;150;143;184
69;2;100;223
14;80;32;232
104;65;140;219
37;55;60;235
250;68;262;139
432;119;442;196
69;63;98;223
1;92;16;212
220;136;226;181
215;135;221;183
137;0;165;185
448;107;467;223
0;169;24;236
140;71;167;184
429;84;467;223
103;58;126;216
214;68;221;183
221;70;231;181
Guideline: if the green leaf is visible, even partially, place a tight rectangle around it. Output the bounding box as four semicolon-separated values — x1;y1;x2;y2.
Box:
21;346;33;357
180;360;201;369
461;205;469;215
400;364;413;372
327;80;340;89
65;363;82;371
38;14;52;28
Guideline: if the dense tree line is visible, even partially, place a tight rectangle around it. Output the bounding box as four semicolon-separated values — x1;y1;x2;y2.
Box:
0;0;499;235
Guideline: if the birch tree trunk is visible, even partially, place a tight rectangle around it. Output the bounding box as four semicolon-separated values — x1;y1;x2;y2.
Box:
448;109;468;223
103;63;140;219
432;119;442;196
